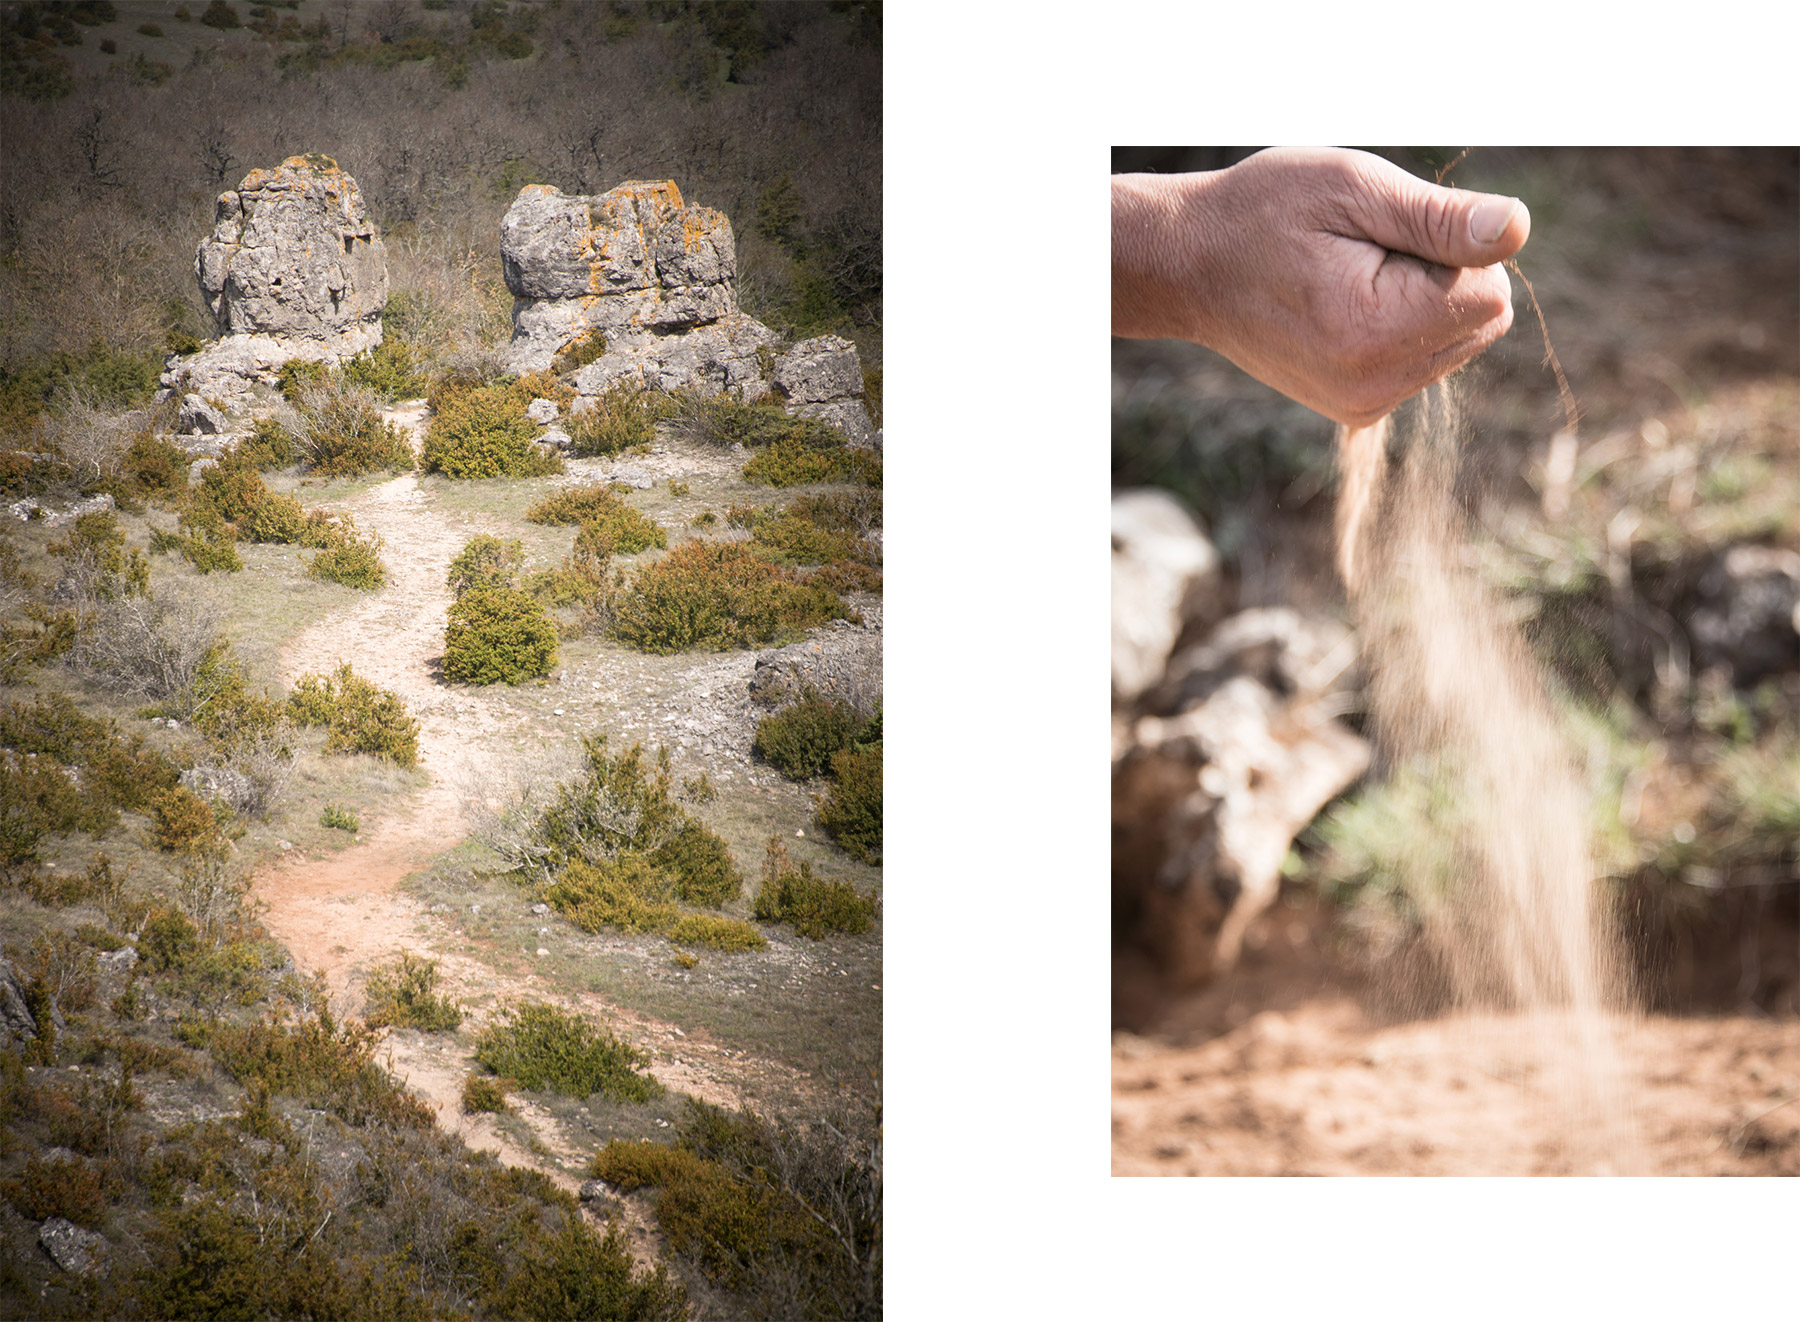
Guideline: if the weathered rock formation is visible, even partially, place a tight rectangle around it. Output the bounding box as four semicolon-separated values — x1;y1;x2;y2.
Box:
1111;490;1369;1020
501;180;750;375
198;154;388;351
502;180;875;441
158;155;388;409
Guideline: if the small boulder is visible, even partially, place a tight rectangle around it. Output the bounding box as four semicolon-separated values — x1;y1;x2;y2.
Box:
39;1217;109;1276
527;397;560;424
772;335;864;404
178;394;228;435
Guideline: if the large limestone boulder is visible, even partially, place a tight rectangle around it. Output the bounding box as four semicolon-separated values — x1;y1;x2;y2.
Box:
159;156;388;407
197;154;388;352
501;180;742;374
505;182;879;449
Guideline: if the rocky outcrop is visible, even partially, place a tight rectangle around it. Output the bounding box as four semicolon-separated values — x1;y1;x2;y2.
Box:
0;953;63;1049
1113;607;1368;1003
505;181;877;443
1111;490;1223;705
502;179;746;375
198;154;388;350
159;156;388;407
748;624;883;715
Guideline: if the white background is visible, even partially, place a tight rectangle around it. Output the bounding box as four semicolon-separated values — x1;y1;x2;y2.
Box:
883;2;1800;1316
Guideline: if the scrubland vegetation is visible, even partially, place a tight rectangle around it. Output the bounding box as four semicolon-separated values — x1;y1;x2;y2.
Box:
2;3;882;1314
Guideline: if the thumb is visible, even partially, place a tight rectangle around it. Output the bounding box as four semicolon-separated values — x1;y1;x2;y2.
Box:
1348;157;1530;268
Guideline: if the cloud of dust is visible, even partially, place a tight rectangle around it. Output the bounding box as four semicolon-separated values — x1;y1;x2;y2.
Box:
1336;382;1644;1172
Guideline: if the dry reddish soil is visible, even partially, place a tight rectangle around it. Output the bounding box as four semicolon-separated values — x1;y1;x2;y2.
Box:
1112;904;1800;1176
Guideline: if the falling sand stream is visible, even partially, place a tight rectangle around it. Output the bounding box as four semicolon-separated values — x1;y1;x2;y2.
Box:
1335;385;1644;1173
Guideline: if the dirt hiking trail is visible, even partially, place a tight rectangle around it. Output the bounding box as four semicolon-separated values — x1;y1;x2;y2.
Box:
249;407;812;1203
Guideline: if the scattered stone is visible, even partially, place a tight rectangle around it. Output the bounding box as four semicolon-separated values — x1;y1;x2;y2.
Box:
531;903;550;916
5;493;116;527
541;426;572;449
97;947;139;978
181;765;253;807
38;1218;108;1276
749;631;882;713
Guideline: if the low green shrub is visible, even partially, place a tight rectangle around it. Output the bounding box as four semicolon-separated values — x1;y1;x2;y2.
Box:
320;803;359;832
669;393;841;451
443;586;558;685
238;416;298;470
817;747;882;864
610;540;852;653
563;385;672;457
461;1073;510;1114
150;786;226;855
287;663;419;766
591;1101;878;1316
241;488;308;543
742;432;882;487
362;951;462;1031
653;821;743;906
546;853;682;935
306;521;386;589
729;501;864;564
50;509;150;599
1;1154;112;1229
421;382;562;479
192;452;268;525
664;913;766;952
274;358;328;403
140;906;199;973
206;1009;435;1129
343;338;428;398
472;1001;660;1102
526;484;667;553
753;837;877;937
294;377;413;477
124;432;189;498
752;688;860;779
446;533;524;598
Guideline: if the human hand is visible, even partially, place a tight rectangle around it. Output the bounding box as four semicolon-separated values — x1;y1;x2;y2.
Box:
1112;147;1530;426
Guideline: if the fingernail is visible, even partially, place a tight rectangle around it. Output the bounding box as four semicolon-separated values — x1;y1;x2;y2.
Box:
1470;196;1520;244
